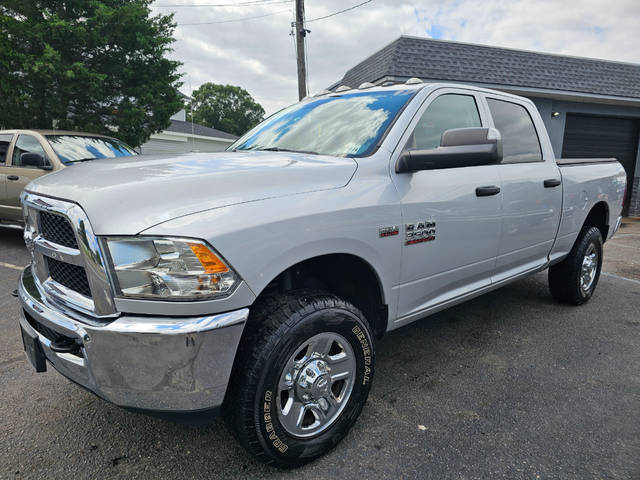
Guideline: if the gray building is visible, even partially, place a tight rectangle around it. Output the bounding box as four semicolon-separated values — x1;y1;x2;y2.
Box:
331;36;640;216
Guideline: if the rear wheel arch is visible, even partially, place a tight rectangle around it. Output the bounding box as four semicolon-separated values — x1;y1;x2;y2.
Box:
583;201;609;242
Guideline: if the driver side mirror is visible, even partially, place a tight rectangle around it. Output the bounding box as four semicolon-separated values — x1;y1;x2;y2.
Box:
396;127;502;173
21;152;52;170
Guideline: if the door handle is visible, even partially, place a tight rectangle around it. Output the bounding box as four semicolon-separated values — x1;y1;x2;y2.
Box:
475;185;500;197
544;178;561;188
7;175;19;181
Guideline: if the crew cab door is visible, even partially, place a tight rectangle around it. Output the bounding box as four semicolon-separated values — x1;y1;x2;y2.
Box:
391;88;502;324
482;95;562;282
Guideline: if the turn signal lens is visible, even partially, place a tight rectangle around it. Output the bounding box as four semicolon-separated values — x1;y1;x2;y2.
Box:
188;243;229;274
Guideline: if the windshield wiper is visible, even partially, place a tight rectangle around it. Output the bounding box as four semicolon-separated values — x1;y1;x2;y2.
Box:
253;147;320;155
68;157;99;163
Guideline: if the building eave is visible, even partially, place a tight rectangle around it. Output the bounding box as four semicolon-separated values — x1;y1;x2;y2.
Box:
149;130;236;143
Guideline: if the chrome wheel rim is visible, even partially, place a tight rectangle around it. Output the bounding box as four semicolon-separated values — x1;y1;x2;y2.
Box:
580;243;598;294
276;332;356;438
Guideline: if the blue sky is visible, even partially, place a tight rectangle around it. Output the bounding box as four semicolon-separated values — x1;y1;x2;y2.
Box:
152;0;640;114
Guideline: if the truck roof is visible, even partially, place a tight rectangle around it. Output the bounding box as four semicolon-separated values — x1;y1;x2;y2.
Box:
320;80;532;104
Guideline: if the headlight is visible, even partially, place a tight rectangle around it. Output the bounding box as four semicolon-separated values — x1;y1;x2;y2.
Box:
104;237;238;300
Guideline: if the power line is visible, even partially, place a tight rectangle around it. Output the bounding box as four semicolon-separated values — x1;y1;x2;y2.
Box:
155;0;291;7
304;0;372;23
179;9;290;25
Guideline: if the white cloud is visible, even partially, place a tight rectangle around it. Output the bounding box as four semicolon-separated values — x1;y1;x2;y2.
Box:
152;0;640;116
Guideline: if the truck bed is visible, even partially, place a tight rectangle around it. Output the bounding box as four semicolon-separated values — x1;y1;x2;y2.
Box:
549;159;626;265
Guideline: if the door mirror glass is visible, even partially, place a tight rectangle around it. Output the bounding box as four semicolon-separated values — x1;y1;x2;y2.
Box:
20;152;52;170
397;127;503;172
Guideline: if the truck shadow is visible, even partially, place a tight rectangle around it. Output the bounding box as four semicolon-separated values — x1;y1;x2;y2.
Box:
372;272;556;401
71;272;566;476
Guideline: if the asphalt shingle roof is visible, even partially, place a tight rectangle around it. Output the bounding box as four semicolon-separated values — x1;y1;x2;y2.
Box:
166;119;238;140
335;36;640;100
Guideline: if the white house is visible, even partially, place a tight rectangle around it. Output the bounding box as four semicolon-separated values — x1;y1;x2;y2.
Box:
140;104;238;155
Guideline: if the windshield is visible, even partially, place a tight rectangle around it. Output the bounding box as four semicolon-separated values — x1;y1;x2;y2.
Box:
230;89;415;157
46;135;137;164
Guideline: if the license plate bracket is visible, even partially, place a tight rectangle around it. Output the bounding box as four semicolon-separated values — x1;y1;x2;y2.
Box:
21;324;46;372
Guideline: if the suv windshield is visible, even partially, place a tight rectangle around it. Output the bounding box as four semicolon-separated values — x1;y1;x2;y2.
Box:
230;89;415;157
46;135;137;164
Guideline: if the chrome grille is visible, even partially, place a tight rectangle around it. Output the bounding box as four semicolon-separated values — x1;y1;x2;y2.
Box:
21;192;118;319
46;257;92;297
39;211;78;249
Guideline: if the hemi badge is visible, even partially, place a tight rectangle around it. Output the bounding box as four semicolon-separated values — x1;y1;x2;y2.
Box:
379;226;399;238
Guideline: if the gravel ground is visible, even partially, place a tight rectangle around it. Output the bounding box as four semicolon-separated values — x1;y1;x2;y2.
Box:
0;222;638;480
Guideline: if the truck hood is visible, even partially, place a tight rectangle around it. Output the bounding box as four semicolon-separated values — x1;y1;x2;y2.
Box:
26;151;358;234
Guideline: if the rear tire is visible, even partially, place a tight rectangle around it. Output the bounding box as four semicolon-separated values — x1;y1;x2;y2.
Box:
224;290;374;467
548;226;603;305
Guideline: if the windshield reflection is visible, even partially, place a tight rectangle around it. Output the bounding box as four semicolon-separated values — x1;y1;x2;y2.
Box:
46;135;137;164
231;90;415;157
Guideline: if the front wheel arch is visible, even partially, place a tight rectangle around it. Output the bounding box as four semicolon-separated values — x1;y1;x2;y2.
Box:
252;253;388;339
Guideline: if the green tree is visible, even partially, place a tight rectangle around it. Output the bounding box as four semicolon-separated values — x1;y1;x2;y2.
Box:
0;0;183;147
187;83;265;136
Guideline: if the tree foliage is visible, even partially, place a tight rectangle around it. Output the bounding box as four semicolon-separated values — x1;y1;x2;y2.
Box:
187;83;265;136
0;0;183;147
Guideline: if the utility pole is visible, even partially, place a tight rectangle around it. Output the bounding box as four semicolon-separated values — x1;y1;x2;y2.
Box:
295;0;307;100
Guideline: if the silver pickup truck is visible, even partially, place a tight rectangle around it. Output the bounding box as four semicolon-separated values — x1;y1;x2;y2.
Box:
17;82;626;466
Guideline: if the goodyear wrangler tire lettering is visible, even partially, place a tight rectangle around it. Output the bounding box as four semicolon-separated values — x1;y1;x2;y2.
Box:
225;289;375;467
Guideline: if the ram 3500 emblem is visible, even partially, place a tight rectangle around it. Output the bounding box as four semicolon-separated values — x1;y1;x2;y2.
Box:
405;220;436;245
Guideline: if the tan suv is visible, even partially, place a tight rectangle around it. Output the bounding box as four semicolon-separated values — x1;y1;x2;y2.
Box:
0;130;136;224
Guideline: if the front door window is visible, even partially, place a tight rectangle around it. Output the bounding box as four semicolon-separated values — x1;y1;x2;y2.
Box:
12;135;49;168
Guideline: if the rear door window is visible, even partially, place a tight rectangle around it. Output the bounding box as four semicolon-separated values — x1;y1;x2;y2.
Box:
487;98;542;163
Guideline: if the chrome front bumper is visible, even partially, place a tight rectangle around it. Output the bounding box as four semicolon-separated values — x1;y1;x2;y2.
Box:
18;266;249;412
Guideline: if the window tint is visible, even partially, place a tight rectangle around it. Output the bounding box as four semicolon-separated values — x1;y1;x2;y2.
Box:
0;134;12;164
406;94;481;150
12;135;49;167
487;99;542;163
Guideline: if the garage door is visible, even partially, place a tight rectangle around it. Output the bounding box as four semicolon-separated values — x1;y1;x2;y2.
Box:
562;114;639;215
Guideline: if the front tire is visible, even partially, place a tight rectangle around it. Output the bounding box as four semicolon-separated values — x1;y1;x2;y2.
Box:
224;290;374;467
549;226;603;305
